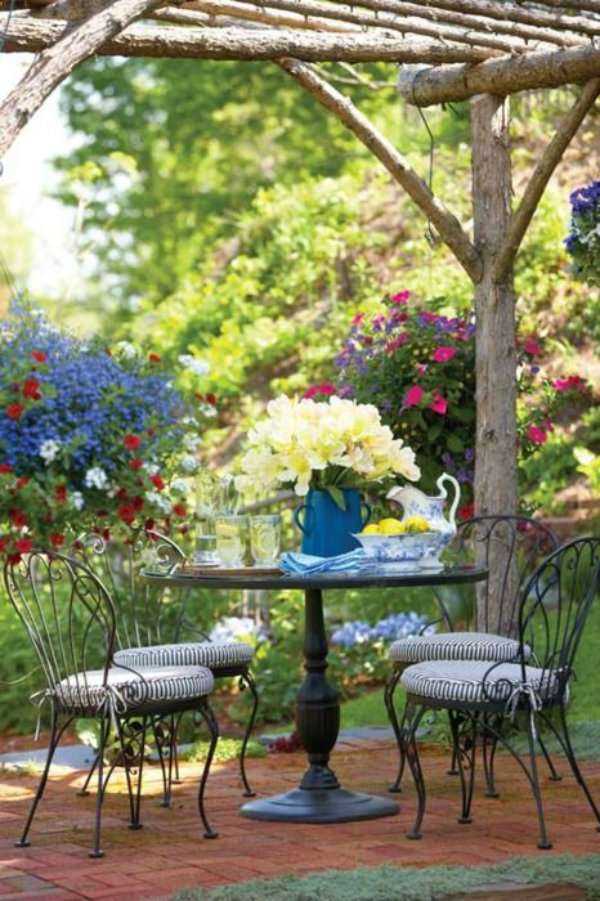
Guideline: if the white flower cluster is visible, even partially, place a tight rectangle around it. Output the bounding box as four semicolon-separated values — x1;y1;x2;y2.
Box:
178;354;210;377
113;341;139;360
236;395;421;497
180;454;199;474
170;478;189;495
183;433;203;452
146;490;172;514
39;439;60;465
70;491;85;511
84;467;109;490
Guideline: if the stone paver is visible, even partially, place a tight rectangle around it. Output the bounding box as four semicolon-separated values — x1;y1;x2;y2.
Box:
0;739;598;900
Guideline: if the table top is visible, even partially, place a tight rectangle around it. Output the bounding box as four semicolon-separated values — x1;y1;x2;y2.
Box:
142;564;488;591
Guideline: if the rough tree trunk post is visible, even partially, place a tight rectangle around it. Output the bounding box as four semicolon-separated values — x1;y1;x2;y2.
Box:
471;94;518;635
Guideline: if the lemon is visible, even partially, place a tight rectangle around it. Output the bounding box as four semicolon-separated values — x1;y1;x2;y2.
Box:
361;523;380;535
379;518;406;536
402;515;431;533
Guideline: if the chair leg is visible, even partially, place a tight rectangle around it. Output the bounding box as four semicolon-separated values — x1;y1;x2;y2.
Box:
129;717;147;831
446;710;459;776
403;701;427;840
16;710;72;849
482;714;500;798
384;668;405;793
90;715;108;858
77;748;99;797
538;731;562;782
150;716;172;808
557;704;600;829
195;699;220;839
449;710;478;824
526;709;552;850
239;671;259;798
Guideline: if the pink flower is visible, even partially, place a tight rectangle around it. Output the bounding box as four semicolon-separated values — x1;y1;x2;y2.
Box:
429;392;448;415
524;337;542;357
385;333;409;354
304;383;337;400
404;384;424;407
390;291;410;305
527;425;547;445
420;311;439;324
352;313;365;325
416;364;428;376
432;346;457;363
553;375;583;392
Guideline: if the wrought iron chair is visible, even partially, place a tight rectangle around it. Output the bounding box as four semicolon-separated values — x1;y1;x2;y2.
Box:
74;530;259;805
385;515;559;794
3;549;219;858
399;535;600;849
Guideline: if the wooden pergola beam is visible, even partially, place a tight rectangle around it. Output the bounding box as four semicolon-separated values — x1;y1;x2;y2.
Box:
493;78;600;283
277;56;482;282
398;43;600;107
0;14;499;63
0;0;162;159
155;4;356;33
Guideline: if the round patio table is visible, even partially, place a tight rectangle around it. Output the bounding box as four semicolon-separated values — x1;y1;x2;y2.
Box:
143;565;487;824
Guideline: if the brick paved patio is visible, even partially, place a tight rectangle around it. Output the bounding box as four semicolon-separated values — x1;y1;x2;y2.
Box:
0;736;598;901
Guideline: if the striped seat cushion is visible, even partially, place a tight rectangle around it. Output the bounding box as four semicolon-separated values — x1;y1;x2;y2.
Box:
390;632;528;665
401;660;562;706
53;665;214;713
114;641;254;671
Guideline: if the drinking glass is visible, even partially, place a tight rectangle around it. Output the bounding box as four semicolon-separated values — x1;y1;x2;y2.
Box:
250;514;281;567
194;472;222;565
215;514;247;568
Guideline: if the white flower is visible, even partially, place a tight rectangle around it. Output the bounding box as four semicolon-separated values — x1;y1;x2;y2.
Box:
84;467;108;490
179;354;210;377
39;439;60;465
143;462;160;476
200;404;217;418
181;454;199;474
171;478;189;494
70;491;85;511
113;341;139;360
183;433;202;452
146;490;172;514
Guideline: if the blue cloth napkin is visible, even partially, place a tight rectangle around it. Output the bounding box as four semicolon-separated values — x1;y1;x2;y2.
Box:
279;548;368;575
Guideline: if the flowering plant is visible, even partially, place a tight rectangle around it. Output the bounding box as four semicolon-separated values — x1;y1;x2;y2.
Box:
0;302;215;560
565;180;600;286
312;291;587;506
236;394;420;507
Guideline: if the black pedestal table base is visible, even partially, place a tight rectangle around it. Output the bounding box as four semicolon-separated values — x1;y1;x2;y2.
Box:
242;587;398;824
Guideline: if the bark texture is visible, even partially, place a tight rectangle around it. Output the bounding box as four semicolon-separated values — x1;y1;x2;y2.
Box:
398;44;600;107
0;0;162;158
471;95;518;635
278;57;482;281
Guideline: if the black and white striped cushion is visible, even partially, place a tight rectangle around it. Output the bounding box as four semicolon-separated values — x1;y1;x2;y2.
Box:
390;632;528;665
114;642;254;671
53;665;214;712
401;660;561;705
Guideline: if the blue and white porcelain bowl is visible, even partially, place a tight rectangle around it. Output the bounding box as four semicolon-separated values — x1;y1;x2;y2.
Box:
352;531;444;571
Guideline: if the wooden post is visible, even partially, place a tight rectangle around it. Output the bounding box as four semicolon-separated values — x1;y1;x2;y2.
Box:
471;94;518;635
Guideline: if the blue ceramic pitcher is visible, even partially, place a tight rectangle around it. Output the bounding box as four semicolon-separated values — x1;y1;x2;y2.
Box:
294;488;371;557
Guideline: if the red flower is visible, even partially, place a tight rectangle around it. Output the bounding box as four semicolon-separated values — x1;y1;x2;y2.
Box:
14;538;33;555
50;534;65;548
429;392;448;415
0;463;12;474
0;537;8;552
390;291;410;305
116;487;129;501
458;501;475;522
148;353;161;364
132;495;145;512
404;385;424;407
15;478;30;489
129;458;144;471
123;434;141;450
303;383;336;400
527;424;547;445
6;404;24;421
553;375;584;392
117;504;136;525
23;378;41;400
10;510;27;528
205;393;217;406
55;485;67;503
432;346;457;363
150;474;165;491
362;336;373;346
523;337;542;357
144;518;156;532
173;503;187;518
385;333;409;354
31;351;47;363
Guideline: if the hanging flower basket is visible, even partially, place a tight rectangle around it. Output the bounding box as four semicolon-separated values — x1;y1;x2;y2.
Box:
565;180;600;287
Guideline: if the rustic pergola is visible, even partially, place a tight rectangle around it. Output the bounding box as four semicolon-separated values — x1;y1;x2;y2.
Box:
2;0;600;629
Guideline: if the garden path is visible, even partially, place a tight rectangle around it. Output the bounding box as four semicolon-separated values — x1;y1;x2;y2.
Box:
0;736;598;900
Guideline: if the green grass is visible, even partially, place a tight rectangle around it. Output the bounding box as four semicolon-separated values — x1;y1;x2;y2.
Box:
173;854;600;900
178;738;267;764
